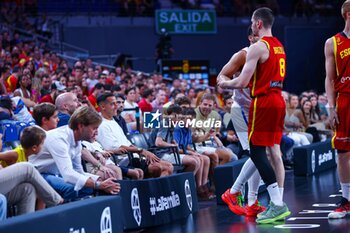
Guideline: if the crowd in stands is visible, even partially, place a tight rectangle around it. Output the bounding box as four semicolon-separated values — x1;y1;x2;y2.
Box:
116;0;341;17
0;1;342;19
0;7;334;221
0;2;51;40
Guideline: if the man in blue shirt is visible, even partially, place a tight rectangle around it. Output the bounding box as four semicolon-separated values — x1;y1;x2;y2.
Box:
55;93;80;127
173;107;214;199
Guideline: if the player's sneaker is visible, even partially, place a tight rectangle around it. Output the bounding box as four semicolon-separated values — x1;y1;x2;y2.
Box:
246;200;266;217
256;201;291;224
257;204;269;218
328;197;350;219
221;189;246;215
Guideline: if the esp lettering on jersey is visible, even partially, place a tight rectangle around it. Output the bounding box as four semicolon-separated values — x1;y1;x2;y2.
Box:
333;32;350;93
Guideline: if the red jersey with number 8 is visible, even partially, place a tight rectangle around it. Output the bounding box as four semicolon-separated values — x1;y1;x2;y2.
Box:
248;36;286;146
249;36;286;97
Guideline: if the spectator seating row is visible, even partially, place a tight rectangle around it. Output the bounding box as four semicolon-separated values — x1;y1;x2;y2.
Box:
0;120;36;144
127;132;184;173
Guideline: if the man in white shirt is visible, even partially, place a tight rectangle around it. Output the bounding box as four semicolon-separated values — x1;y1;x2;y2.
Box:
96;93;173;178
29;106;120;201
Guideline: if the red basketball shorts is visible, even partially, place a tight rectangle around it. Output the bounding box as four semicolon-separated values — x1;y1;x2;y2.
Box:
248;92;285;147
332;93;350;151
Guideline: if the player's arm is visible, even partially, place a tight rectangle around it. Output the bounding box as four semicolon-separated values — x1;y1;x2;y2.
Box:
218;42;263;89
324;37;339;127
217;50;246;82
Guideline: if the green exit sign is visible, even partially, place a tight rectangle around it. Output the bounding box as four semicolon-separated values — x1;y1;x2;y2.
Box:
155;10;217;34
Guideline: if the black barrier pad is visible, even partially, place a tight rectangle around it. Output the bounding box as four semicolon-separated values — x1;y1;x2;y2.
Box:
294;139;336;176
0;196;123;233
119;172;198;230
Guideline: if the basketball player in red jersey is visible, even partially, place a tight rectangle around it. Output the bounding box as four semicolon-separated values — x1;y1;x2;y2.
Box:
218;7;290;223
219;27;267;217
326;0;350;219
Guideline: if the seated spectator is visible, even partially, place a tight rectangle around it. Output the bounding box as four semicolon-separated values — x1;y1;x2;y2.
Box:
3;65;16;94
86;67;98;91
67;75;77;89
40;74;52;97
13;74;32;100
195;88;211;107
285;93;313;143
138;88;154;113
0;126;46;167
151;89;167;113
0;132;63;216
186;88;197;108
82;139;144;180
97;73;107;85
151;104;200;176
284;94;312;147
175;96;191;109
96;93;173;178
40;82;66;104
309;94;330;134
71;85;85;102
214;85;226;111
113;94;129;135
220;96;243;157
318;93;328;117
55;92;80;127
163;89;184;111
33;102;59;131
176;96;241;158
194;93;236;165
0;96;14;120
0;162;63;216
11;96;35;123
80;147;123;181
173;107;214;199
88;83;105;112
294;99;321;142
111;85;123;96
122;87;140;132
221;95;233;127
29;106;121;200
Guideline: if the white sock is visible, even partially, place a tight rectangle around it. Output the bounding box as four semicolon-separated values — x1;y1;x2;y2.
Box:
267;182;283;206
230;158;257;194
341;183;350;201
279;187;284;201
248;191;258;206
247;170;261;206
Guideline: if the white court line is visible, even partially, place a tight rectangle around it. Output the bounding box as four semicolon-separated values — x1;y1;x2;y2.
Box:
275;224;320;229
329;194;342;198
312;203;337;207
299;210;333;214
288;217;329;221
